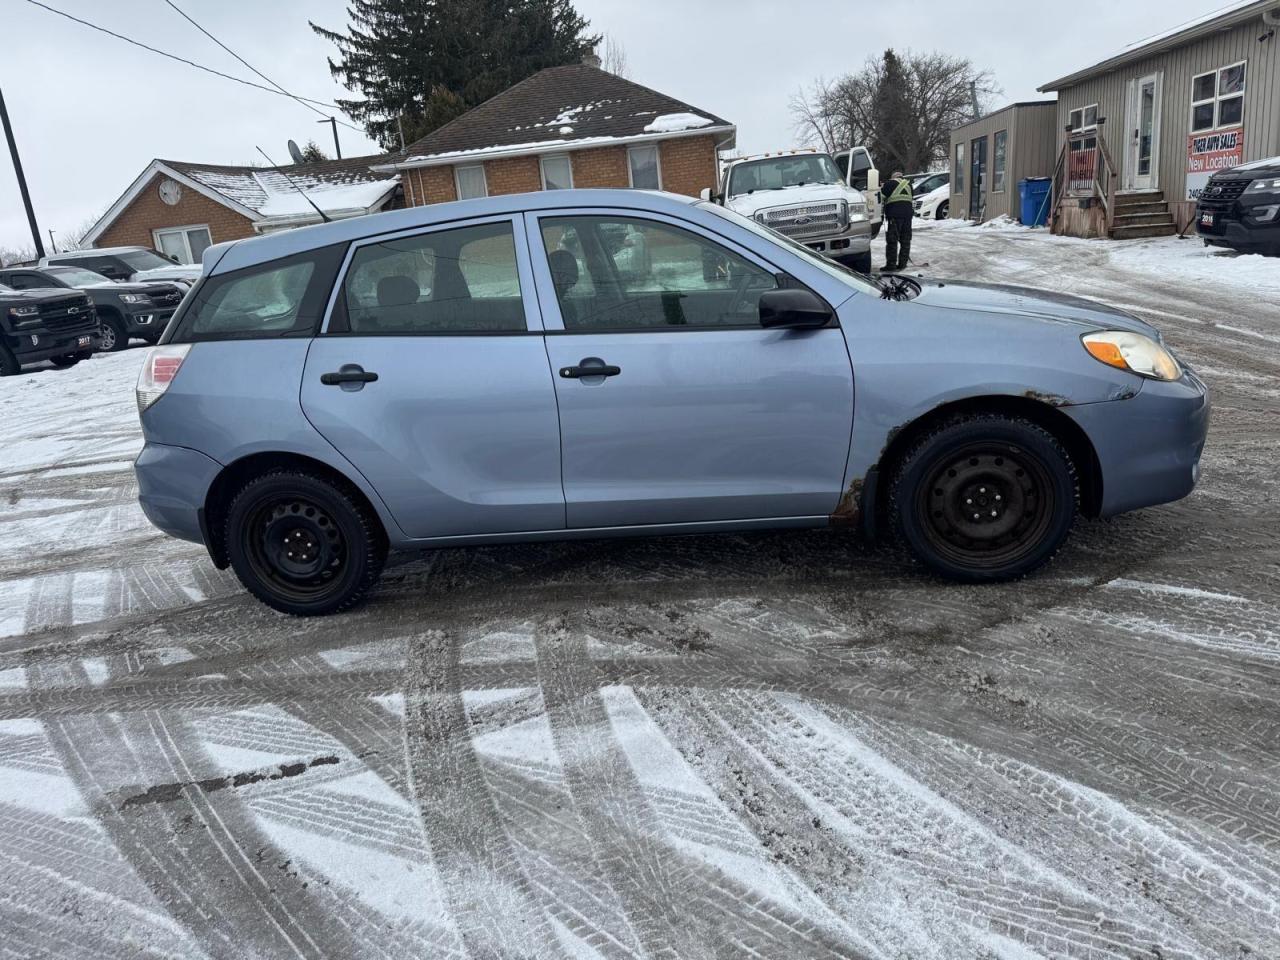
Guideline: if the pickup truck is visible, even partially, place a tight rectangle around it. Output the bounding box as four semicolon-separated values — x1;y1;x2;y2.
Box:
702;148;881;273
0;281;100;375
1196;155;1280;256
40;246;202;286
0;266;185;351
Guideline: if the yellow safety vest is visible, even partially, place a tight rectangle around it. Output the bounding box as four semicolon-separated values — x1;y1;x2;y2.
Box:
887;178;914;204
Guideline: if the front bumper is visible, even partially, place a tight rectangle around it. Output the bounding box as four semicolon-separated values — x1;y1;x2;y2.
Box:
6;327;100;363
135;441;222;545
124;307;177;338
1065;369;1210;518
803;219;874;256
1196;203;1280;252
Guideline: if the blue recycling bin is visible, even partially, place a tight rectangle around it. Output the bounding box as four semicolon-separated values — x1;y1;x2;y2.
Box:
1019;177;1052;226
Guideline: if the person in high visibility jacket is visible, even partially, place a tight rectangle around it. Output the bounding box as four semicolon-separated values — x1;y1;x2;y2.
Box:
879;171;914;272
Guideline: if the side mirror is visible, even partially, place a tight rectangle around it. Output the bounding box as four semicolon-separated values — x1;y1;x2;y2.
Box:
866;169;880;194
699;188;712;202
759;288;833;330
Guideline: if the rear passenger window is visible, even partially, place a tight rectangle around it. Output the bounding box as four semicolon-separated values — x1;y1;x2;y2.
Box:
340;221;526;334
167;244;344;343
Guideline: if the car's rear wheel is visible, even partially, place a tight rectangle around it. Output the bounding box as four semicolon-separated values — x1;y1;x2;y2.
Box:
937;201;949;220
98;314;127;352
225;470;387;616
890;415;1077;582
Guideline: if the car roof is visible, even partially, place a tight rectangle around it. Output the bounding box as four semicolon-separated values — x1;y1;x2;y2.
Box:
46;246;147;259
207;189;701;276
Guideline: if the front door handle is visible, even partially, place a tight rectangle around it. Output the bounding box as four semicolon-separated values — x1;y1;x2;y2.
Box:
560;362;621;379
320;364;379;390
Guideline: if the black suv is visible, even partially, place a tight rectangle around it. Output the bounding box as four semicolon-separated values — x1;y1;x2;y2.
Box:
0;266;185;350
1195;156;1280;256
0;281;100;375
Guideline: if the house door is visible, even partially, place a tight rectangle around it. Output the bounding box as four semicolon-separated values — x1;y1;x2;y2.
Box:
969;136;988;219
1128;73;1162;190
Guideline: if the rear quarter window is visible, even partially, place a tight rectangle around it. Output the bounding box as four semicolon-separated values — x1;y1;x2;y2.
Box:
165;243;345;343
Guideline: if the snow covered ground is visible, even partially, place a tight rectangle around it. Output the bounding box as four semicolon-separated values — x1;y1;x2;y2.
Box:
2;227;1279;958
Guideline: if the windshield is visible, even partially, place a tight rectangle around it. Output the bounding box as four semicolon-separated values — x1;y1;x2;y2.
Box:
698;201;878;295
727;155;844;197
46;266;110;287
117;249;177;271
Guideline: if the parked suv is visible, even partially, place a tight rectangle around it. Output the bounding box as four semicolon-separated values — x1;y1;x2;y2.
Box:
135;189;1208;615
0;266;185;350
41;246;203;285
703;149;879;272
1195;155;1280;255
0;281;99;374
912;172;952;219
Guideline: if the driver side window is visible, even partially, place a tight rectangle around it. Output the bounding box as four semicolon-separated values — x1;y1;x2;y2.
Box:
539;216;777;331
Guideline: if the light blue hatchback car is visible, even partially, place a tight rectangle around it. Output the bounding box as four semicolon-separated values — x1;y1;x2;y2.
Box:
134;190;1209;615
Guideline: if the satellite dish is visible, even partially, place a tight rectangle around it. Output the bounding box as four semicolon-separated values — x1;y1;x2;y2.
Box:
287;139;305;165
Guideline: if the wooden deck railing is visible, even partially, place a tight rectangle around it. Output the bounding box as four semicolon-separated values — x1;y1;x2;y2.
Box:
1049;122;1119;235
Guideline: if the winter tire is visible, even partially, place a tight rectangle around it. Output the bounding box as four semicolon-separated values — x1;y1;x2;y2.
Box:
848;251;873;274
937;201;949;220
225;470;387;616
98;315;127;352
48;354;82;368
0;345;18;377
889;414;1077;582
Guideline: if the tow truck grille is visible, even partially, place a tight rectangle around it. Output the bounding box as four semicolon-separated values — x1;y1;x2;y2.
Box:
758;201;847;240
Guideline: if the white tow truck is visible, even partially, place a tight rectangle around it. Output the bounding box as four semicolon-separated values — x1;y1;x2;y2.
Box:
702;147;881;273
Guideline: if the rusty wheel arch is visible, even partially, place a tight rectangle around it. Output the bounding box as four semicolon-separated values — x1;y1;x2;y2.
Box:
865;395;1105;539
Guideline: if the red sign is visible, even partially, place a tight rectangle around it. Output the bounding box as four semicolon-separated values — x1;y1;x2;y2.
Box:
1187;127;1245;200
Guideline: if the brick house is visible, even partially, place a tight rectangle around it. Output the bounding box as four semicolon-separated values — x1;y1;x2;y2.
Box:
81;155;401;262
374;63;736;207
82;62;733;261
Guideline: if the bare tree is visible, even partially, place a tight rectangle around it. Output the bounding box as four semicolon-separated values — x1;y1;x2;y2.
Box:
792;50;999;172
601;34;629;78
54;213;106;252
0;243;37;267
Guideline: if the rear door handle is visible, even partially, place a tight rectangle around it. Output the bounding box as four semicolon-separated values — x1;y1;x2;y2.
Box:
560;363;621;379
320;364;379;389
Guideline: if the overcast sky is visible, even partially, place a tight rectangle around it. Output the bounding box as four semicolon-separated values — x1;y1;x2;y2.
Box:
0;0;1230;254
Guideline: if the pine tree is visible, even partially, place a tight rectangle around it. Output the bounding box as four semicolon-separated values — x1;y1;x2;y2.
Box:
311;0;599;151
299;140;328;163
873;49;913;175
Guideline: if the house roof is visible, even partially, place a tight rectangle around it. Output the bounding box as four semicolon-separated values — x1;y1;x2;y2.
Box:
378;64;735;170
82;154;400;245
1039;0;1277;90
951;100;1057;133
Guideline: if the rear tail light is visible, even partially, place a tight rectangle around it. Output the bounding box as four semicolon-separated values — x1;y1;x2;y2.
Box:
136;344;191;414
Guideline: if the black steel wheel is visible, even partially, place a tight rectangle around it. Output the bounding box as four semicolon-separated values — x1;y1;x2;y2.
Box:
890;415;1077;582
225;470;387;615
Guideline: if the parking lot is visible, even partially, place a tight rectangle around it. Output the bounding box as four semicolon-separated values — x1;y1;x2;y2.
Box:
2;222;1278;958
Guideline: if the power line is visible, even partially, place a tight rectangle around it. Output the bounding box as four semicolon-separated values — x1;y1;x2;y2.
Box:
22;0;361;129
159;0;362;135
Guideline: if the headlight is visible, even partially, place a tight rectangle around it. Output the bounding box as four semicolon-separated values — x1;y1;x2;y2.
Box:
7;304;39;318
1246;178;1280;192
120;293;152;304
1082;331;1182;381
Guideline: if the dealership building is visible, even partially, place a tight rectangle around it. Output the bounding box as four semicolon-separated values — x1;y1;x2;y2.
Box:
1039;0;1280;237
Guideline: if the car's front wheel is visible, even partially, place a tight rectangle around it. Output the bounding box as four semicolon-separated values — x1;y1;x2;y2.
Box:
937;201;949;220
890;415;1077;582
225;470;387;615
98;314;127;352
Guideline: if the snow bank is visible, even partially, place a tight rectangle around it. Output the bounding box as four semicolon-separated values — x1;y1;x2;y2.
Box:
643;112;714;134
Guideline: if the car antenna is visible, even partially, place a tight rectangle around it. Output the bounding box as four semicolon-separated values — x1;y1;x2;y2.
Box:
255;146;331;223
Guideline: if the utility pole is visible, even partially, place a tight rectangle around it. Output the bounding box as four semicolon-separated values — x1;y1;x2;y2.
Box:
0;84;45;259
969;80;981;121
317;117;341;159
48;229;57;254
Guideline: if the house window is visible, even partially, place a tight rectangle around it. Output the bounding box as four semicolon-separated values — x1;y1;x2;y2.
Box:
455;164;488;200
153;224;212;264
628;145;661;189
1070;104;1098;133
955;142;965;192
1191;61;1246;132
540;154;573;191
992;130;1008;193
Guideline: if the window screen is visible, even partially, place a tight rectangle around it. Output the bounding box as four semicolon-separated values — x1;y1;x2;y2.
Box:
340;220;526;334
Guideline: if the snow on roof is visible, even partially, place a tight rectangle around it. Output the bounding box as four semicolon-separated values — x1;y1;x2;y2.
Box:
170;160;398;221
1120;0;1262;52
255;177;399;219
404;135;630;165
643;113;714;134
